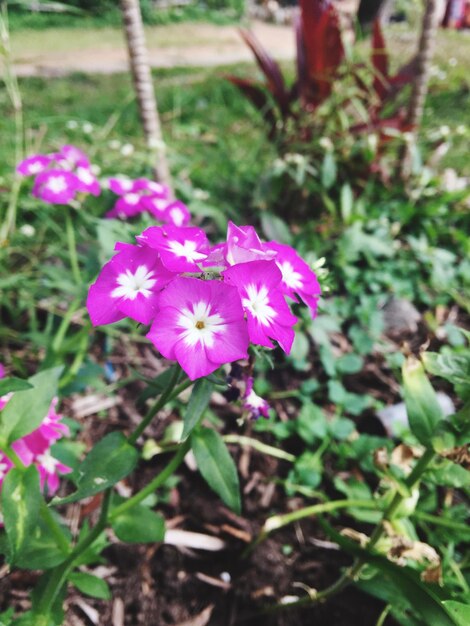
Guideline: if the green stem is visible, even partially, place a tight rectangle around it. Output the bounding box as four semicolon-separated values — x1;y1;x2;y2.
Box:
257;449;436;613
51;298;81;353
36;490;112;618
223;434;296;463
412;510;470;536
109;439;191;521
40;502;70;556
128;366;184;445
64;205;82;286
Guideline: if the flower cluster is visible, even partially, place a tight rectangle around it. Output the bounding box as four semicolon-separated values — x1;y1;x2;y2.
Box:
17;144;100;204
0;372;72;495
87;221;321;381
105;176;190;226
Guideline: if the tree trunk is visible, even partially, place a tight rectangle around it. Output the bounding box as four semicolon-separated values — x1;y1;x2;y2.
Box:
400;0;441;177
120;0;172;190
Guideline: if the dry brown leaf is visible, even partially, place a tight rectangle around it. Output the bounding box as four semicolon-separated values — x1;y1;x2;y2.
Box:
174;605;214;626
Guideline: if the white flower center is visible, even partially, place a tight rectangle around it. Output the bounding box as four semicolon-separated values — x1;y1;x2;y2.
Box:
242;284;276;326
277;261;303;291
111;265;156;300
167;239;206;263
149;198;166;213
77;167;94;185
169;207;185;226
46;176;68;194
124;192;140;205
245;389;266;409
0;461;10;480
28;161;43;174
37;452;58;474
177;300;226;348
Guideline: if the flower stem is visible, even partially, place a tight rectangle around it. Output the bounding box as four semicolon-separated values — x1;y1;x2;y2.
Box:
255;448;436;614
109;439;191;521
64;204;82;286
128;365;184;445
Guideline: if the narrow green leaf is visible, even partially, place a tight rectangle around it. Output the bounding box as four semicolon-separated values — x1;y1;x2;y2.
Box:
319;518;457;626
260;212;293;245
442;601;470;626
340;183;354;223
321;151;337;189
52;433;138;505
69;572;111;600
2;466;41;564
0;378;32;395
191;427;240;514
182;379;214;440
402;356;444;447
13;517;70;570
0;367;63;444
112;506;165;543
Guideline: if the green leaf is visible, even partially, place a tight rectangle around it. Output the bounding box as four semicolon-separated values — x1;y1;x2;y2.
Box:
336;353;364;374
442;602;470;626
191;427;240;514
403;356;444;447
318;518;458;626
340;183;354;223
0;367;63;444
296;403;327;443
112;506;165;543
260;212;293;245
52;432;138;505
2;466;41;564
0;378;32;395
69;572;111;600
321;151;337;189
422;352;470;388
182;379;214;440
14;517;71;570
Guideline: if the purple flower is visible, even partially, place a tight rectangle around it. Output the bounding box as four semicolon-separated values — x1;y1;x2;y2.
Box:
32;169;79;205
147;277;249;380
264;242;321;318
224;260;297;354
87;243;176;326
243;377;270;419
137;225;209;272
106;192;147;219
17;154;52;177
75;166;101;196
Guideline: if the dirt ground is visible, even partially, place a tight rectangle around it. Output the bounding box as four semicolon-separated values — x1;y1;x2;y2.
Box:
9;21;295;78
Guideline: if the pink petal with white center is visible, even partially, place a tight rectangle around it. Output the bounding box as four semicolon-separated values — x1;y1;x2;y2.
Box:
32;169;79;204
243;377;270;419
137;225;209;272
264;241;321;318
225;222;276;266
37;451;72;495
163;201;191;227
57;144;91;169
17;154;51;176
133;177;170;198
105;192;147;219
147;277;249;380
87;244;175;326
223;260;297;353
108;176;135;195
142;195;169;218
75;166;101;196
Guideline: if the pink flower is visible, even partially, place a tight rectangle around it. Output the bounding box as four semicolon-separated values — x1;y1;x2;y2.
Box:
56;144;90;169
0;453;13;488
164;201;191;227
108;176;135;195
133;177;170;198
223;260;297;353
75;166;101;196
243;377;270;419
264;242;321;318
137;225;209;272
225;222;276;266
147;277;249;380
106;192;147;219
36;451;72;495
32;169;79;204
87;243;175;326
17;154;52;176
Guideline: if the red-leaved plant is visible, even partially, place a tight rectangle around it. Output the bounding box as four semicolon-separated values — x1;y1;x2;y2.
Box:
228;0;417;172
